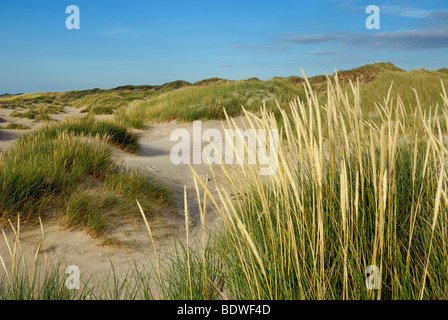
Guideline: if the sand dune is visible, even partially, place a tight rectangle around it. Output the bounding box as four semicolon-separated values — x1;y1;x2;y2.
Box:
0;106;237;287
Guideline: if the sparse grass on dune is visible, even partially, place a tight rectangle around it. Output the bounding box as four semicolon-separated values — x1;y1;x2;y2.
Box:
10;109;38;119
0;92;64;120
4;123;30;130
32;113;54;123
0;91;59;108
74;89;155;115
72;83;191;115
116;79;303;127
438;68;448;75
0;82;193;117
304;62;405;89
104;169;172;206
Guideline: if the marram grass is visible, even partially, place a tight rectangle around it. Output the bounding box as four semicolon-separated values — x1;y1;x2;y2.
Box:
185;73;448;300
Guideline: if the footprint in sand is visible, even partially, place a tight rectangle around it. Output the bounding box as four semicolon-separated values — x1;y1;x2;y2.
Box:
148;165;162;173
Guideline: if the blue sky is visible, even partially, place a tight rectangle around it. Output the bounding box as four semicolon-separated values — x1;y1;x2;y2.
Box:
1;0;447;93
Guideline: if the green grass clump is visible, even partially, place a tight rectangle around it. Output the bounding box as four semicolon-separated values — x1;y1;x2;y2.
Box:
0;132;113;219
31;104;64;114
63;190;108;237
104;169;173;215
10;110;38;119
5;123;30;130
80;105;114;115
0;116;172;236
21;117;139;153
105;170;170;201
32;113;53;123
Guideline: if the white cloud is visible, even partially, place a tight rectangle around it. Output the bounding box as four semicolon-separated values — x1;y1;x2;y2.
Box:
381;5;433;18
283;29;448;50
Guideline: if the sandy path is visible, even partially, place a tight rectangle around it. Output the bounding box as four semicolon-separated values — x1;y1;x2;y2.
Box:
119;120;237;225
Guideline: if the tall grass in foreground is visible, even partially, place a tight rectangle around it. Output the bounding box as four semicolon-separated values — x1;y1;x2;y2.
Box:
0;216;158;299
0;217;89;299
181;73;448;299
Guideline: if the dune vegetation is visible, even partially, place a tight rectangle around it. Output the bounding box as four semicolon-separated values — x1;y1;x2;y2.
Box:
1;62;448;299
0;117;173;237
115;79;302;127
1;62;447;130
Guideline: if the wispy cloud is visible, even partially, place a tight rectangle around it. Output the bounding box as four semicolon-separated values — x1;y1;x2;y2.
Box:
283;29;448;50
334;1;448;20
431;10;448;21
309;50;338;56
367;3;448;22
381;5;434;18
334;1;448;22
97;27;144;38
